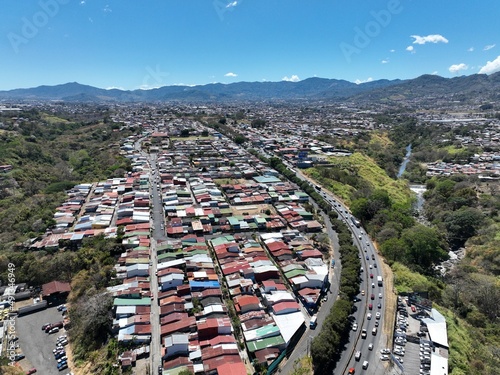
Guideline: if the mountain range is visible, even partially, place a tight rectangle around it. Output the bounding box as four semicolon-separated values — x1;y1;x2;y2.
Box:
1;73;499;103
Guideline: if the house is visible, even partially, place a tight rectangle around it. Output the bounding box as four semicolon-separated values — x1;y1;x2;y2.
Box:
159;274;184;292
163;333;189;359
235;295;261;314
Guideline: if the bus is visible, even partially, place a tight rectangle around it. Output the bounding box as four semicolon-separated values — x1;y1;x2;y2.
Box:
351;216;361;228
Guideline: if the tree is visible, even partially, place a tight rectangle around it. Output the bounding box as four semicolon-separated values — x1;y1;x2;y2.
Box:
443;207;484;248
400;224;448;273
180;129;190;137
234;135;246;145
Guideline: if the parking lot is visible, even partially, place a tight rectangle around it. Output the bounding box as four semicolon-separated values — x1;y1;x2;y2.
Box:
390;296;433;375
16;305;72;375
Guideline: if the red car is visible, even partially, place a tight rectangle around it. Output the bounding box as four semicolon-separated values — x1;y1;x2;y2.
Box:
370;273;374;279
411;305;416;312
369;303;373;310
26;369;37;375
371;294;375;300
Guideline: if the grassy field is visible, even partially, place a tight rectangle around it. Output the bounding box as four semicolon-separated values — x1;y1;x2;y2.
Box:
305;152;411;206
441;145;465;155
369;131;393;147
392;262;434;293
41;113;69;124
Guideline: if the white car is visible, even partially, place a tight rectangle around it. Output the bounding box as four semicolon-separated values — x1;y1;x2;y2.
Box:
380;348;391;355
368;343;374;351
380;355;390;361
352;323;358;331
367;313;372;320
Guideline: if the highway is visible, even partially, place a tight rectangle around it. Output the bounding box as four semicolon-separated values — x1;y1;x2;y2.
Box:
286;160;388;375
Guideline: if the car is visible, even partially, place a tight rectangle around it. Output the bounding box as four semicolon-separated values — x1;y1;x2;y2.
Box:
371;283;375;288
352;323;358;331
355;351;361;361
368;343;374;351
348;368;355;375
374;321;379;327
42;323;51;330
370;273;373;279
362;361;369;370
375;312;381;320
378;293;382;298
377;303;382;309
394;356;404;363
57;304;66;312
361;290;365;296
57;356;68;363
49;327;60;334
360;267;364;272
372;327;377;335
411;305;416;312
369;264;373;269
373;263;377;268
361;328;367;338
366;255;369;260
367;313;372;320
57;361;67;369
58;363;68;371
370;294;375;300
26;369;37;375
368;303;373;310
14;353;25;361
380;355;390;361
380;348;391;354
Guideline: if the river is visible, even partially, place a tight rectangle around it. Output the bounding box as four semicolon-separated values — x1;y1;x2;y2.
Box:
397;143;412;178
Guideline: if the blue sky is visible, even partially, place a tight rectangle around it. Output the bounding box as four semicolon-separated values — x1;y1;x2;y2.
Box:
1;0;500;90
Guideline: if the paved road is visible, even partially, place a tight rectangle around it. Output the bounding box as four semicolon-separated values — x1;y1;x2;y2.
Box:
147;151;165;374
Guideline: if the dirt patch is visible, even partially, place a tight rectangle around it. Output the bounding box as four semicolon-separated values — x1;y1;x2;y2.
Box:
230;204;273;216
380;256;396;349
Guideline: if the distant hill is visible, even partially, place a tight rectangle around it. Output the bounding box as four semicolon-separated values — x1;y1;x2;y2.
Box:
1;73;499;103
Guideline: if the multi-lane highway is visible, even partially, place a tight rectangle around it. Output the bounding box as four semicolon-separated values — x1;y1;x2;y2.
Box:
285;161;388;374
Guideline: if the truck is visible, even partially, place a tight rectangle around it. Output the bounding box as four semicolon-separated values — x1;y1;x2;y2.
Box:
350;216;361;228
309;315;318;329
377;276;383;286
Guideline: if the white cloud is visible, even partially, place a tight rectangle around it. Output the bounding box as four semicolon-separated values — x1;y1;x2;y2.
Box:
431;71;439;75
354;77;373;85
483;44;496;51
282;75;300;82
224;72;238;77
103;5;112;13
468;47;474;52
226;1;238;8
390;49;395;53
478;55;500;74
406;45;414;52
381;59;389;64
88;17;93;23
106;86;125;90
80;0;86;5
448;63;468;73
411;34;448;45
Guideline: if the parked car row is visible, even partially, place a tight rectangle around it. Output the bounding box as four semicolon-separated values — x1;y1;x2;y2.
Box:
53;335;69;371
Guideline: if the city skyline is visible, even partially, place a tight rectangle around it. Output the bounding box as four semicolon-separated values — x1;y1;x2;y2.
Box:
1;0;499;90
